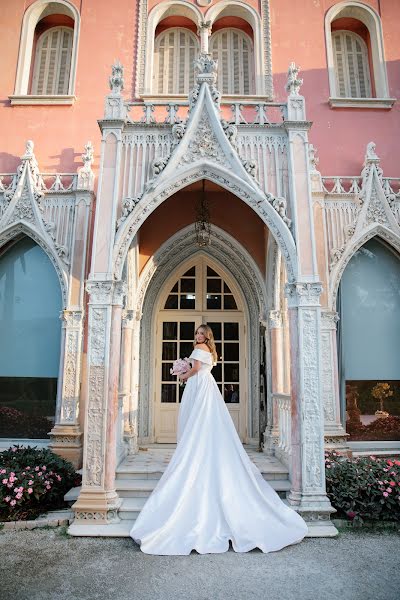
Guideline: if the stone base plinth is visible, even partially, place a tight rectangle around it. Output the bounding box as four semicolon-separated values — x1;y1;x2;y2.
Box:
48;425;83;468
70;488;122;529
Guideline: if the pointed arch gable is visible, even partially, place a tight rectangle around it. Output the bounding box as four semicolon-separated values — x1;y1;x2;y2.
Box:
0;223;68;307
114;164;297;284
329;224;400;309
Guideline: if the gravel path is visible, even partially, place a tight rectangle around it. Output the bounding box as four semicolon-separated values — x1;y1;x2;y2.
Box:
1;527;399;600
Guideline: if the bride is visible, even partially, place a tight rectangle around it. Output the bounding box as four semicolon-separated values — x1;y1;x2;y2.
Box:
130;324;308;555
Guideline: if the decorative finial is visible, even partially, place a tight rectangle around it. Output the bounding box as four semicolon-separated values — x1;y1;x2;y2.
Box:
109;61;124;94
365;141;379;162
286;62;303;96
77;141;95;190
309;144;319;171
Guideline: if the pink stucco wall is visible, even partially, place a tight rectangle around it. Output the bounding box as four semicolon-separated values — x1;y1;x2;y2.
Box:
0;0;399;176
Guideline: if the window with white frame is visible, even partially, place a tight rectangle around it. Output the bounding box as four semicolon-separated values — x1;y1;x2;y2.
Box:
31;27;73;95
210;29;254;95
154;28;199;94
332;30;371;98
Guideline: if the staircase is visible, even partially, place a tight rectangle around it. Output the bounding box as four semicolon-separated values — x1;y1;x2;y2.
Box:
66;445;291;537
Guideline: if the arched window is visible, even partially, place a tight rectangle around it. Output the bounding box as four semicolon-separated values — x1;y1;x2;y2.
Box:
154;28;199;94
210;29;254;95
325;2;394;108
339;238;400;441
0;237;62;438
332;31;371;98
32;27;73;95
10;0;80;105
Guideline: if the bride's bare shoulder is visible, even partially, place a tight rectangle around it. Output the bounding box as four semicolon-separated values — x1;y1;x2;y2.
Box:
194;343;211;353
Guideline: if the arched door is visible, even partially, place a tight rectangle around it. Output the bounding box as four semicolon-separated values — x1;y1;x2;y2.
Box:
154;256;247;443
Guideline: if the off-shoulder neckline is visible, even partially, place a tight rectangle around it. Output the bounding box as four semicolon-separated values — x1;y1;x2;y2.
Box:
193;346;212;354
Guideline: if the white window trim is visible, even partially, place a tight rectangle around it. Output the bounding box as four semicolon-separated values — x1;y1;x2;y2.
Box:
10;0;80;105
141;0;268;99
325;1;395;109
210;28;255;96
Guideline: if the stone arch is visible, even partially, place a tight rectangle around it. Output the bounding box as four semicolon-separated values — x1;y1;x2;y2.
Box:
329;224;400;310
135;225;267;442
0;222;68;307
114;165;298;286
14;0;80;98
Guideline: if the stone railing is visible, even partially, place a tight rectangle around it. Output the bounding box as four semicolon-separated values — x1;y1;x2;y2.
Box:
127;100;287;126
0;172;78;196
273;393;292;466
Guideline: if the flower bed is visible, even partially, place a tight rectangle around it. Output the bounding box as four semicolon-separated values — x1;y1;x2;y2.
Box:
0;445;81;522
325;452;400;523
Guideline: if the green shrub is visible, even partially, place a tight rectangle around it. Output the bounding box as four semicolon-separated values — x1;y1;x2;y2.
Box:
0;444;81;522
325;451;400;523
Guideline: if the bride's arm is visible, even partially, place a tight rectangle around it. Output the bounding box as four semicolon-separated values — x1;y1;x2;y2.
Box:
179;359;201;381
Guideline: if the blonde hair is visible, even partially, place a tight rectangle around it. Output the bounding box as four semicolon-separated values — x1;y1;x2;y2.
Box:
194;324;218;364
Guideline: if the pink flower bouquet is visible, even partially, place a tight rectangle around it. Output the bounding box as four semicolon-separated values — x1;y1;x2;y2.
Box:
170;358;190;379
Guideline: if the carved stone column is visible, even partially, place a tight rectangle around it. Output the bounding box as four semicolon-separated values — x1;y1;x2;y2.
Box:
120;309;138;454
198;21;212;54
49;310;84;467
263;310;283;455
320;310;348;448
69;280;126;529
285;282;337;533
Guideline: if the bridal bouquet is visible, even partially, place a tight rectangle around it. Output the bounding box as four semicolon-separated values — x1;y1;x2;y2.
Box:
170;358;190;378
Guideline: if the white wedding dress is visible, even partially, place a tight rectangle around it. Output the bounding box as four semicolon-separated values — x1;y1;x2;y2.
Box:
130;348;308;555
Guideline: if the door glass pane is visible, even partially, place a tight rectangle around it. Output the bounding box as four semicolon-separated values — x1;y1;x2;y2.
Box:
224;383;240;403
224;322;239;340
207;266;218;276
163;322;177;340
180;296;195;309
180;341;193;358
224;295;237;310
184;267;195;276
162;342;177;360
161;384;176;403
207;322;221;340
207;278;221;293
224;343;239;361
180;322;195;340
224;363;239;382
165;295;178;309
181;278;195;293
162;363;174;381
207;294;221;309
213;363;222;381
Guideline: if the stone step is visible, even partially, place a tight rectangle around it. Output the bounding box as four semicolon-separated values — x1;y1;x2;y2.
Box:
118;497;147;520
115;478;291;499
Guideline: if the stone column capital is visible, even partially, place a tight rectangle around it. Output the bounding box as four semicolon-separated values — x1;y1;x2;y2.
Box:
284;282;323;308
268;309;283;329
86;279;127;306
320;310;340;330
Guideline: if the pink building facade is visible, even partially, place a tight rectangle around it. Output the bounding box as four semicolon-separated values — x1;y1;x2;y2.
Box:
1;0;399;536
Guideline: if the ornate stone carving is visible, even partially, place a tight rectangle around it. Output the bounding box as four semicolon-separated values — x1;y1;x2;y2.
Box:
268;309;283;329
285;282;322;308
117;195;141;229
286;62;303;96
309;144;319;172
267;194;291;228
189;53;221;110
109;61;124;94
301;309;323;490
77;142;95;191
86;280;114;305
84;366;105;487
60;310;83;424
179;111;227;167
90;309;107;367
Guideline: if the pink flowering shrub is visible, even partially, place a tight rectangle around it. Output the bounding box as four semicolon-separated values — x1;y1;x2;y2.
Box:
325;452;400;522
0;445;81;522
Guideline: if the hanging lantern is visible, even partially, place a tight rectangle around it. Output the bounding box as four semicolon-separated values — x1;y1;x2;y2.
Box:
195;180;211;247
